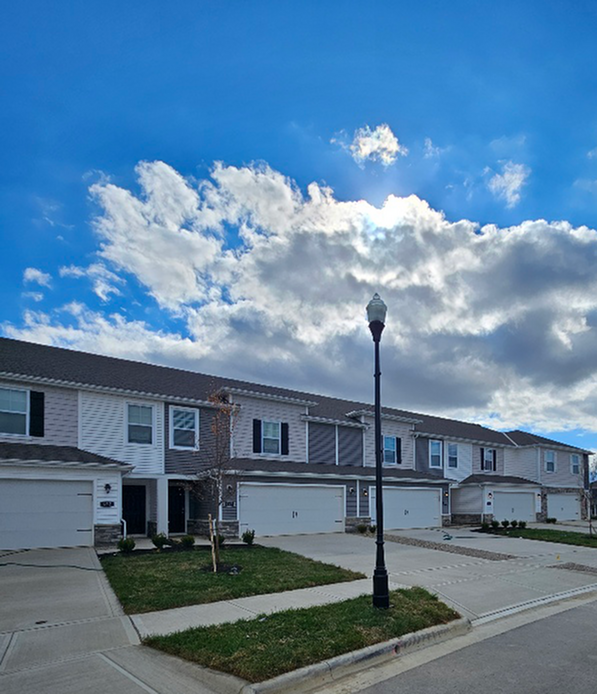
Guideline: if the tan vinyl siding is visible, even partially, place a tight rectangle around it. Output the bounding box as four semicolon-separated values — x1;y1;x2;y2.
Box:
504;446;538;482
540;447;584;488
0;379;78;446
363;418;415;469
230;395;306;463
472;445;505;475
452;485;482;514
79;391;164;474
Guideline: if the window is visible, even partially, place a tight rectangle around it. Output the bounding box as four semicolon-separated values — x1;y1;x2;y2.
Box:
571;454;581;475
0;387;28;435
545;450;556;473
128;404;153;444
448;443;458;468
481;448;496;471
262;420;281;454
429;440;442;468
383;436;401;465
170;407;199;449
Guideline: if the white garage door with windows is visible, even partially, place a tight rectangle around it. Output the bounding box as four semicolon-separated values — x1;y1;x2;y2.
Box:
238;483;345;536
0;479;94;550
370;487;441;529
493;491;535;522
547;493;580;521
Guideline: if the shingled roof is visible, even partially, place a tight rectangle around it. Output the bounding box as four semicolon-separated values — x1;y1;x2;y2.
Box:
505;429;588;453
0;441;131;468
0;336;573;449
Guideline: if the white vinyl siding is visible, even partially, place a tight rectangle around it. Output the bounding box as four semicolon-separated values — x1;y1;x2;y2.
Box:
79;391;164;474
169;406;199;450
451;485;483;514
262;420;281;454
0;386;28;436
429;440;442;468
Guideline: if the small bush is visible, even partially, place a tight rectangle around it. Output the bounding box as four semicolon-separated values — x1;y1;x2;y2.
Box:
510;520;518;528
369;525;377;534
117;537;136;554
491;520;500;530
151;533;169;550
546;517;557;524
518;521;527;529
480;521;490;532
180;535;195;549
242;529;256;546
356;524;368;534
501;519;510;528
217;534;226;548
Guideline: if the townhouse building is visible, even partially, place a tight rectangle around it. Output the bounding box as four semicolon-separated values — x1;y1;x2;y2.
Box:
0;337;590;550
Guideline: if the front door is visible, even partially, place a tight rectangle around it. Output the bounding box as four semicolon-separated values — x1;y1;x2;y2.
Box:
123;485;146;535
169;485;186;533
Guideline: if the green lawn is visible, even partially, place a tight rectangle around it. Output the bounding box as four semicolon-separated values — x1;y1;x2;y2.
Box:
145;587;460;683
100;546;365;614
497;528;597;548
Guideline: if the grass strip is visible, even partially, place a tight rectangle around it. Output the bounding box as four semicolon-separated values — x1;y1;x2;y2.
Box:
145;587;459;682
497;528;597;548
100;546;365;614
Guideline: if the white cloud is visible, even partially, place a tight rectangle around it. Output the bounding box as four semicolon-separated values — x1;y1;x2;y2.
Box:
59;262;125;302
423;137;442;159
335;124;408;167
486;161;530;208
587;147;597;159
6;160;597;436
22;291;43;302
23;267;52;288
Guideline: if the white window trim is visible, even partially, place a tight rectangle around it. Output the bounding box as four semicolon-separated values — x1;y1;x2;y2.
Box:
262;419;282;456
544;450;556;473
482;448;496;472
125;402;155;446
383;435;397;466
429;439;442;468
0;385;30;438
447;443;458;469
570;453;581;476
169;405;200;451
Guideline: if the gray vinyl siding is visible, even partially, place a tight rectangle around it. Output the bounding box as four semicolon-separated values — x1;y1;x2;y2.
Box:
0;379;78;447
415;437;442;477
359;480;370;516
472;445;505;475
308;423;336;464
504;446;538;482
164;404;218;474
338;427;363;467
540;447;585;488
452;486;483;514
346;482;358;516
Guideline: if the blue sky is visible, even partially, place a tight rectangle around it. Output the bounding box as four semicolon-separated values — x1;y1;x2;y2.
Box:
2;2;597;454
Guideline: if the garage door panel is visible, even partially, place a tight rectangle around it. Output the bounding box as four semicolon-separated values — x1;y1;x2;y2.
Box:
239;484;344;536
493;492;535;522
0;480;94;550
547;493;580;521
371;487;441;529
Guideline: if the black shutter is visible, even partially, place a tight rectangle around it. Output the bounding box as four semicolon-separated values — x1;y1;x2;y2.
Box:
480;447;485;471
492;449;497;471
396;437;402;464
281;423;289;455
29;391;45;437
252;419;261;453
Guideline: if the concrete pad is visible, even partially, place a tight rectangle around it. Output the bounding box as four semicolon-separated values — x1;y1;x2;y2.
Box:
495;567;597;594
1;617;135;673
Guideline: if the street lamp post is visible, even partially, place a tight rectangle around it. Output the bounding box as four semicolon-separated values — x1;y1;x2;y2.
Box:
366;292;390;609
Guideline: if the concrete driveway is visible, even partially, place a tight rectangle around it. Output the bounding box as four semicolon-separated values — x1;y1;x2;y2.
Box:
0;547;239;694
259;528;597;622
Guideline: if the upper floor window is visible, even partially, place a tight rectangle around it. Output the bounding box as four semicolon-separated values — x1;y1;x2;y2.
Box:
571;454;581;476
0;387;28;435
383;435;401;465
170;406;199;449
481;447;496;471
128;404;153;445
544;450;556;473
448;443;458;468
429;440;442;468
252;418;289;456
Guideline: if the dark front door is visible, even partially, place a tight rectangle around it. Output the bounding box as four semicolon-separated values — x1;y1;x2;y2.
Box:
169;485;186;533
123;485;146;535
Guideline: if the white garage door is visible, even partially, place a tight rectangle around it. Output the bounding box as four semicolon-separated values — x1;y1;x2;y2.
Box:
0;480;94;550
370;487;441;530
493;491;535;522
238;483;345;536
547;493;580;521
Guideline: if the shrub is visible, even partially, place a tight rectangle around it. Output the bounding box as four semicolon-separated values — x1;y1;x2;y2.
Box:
356;524;368;534
501;519;510;528
217;534;226;548
546;517;557;524
480;522;490;532
117;537;136;554
518;521;527;529
510;520;518;528
491;519;500;530
180;534;195;549
151;533;169;550
242;529;256;546
369;525;377;534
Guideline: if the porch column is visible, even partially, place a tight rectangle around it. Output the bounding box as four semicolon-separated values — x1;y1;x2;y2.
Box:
156;477;169;535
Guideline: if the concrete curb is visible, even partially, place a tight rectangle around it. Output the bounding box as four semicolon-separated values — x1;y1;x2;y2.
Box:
239;617;471;694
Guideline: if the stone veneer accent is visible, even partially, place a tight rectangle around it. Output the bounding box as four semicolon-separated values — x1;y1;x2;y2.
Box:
187;519;240;538
94;524;122;546
147;521;157;538
451;513;483;525
344;516;372;533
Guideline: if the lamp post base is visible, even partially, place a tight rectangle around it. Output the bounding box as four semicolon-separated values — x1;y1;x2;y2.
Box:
372;569;390;609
